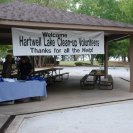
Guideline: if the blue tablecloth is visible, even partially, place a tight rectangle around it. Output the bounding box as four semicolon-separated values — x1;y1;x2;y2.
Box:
0;80;47;102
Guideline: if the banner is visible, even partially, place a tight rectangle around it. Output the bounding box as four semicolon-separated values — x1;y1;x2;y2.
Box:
12;28;104;56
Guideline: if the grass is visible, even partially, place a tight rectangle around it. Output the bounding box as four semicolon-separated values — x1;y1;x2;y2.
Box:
0;61;129;70
59;61;99;67
59;61;129;67
108;61;129;67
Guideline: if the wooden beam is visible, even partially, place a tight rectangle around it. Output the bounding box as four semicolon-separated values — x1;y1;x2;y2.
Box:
0;20;133;33
104;40;108;77
0;28;11;33
106;34;129;42
130;35;133;92
0;33;11;38
0;38;12;44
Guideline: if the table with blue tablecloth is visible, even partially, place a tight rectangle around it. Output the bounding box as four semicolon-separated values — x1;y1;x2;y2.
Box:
0;80;47;102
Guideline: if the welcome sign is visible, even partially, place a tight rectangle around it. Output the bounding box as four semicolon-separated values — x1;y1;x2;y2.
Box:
12;28;104;56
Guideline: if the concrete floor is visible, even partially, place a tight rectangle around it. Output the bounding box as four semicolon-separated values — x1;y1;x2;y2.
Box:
0;76;132;115
0;67;132;131
7;101;133;133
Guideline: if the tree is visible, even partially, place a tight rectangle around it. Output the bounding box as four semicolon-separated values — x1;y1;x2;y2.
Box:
109;39;130;62
0;45;12;59
23;0;69;10
70;0;121;21
70;0;133;62
0;0;13;3
118;0;133;24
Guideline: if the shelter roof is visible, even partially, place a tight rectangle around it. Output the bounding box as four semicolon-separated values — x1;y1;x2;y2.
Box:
0;1;133;44
0;1;133;29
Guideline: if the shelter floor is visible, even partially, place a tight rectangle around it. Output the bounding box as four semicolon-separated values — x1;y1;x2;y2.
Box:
0;75;132;110
0;74;133;130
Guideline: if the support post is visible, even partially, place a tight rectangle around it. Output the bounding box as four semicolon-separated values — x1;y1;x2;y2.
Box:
130;35;133;92
104;40;108;78
32;56;35;75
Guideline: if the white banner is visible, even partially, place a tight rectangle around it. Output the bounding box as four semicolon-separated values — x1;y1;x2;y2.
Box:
12;28;104;56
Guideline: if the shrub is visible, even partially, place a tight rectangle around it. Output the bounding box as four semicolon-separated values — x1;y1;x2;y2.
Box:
75;62;83;66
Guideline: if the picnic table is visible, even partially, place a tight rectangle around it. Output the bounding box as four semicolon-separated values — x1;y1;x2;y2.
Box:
80;69;113;89
89;69;105;82
33;67;69;83
52;67;69;81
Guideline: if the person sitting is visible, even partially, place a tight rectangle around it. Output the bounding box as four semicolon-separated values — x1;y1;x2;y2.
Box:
18;56;33;80
2;54;13;78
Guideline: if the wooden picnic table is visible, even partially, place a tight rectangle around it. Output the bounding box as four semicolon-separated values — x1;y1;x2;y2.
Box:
89;69;113;89
53;67;63;75
33;68;56;78
80;69;113;89
32;67;69;84
89;69;105;82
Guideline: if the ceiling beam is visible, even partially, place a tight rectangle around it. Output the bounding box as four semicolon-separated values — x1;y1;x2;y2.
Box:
0;28;11;34
106;34;129;42
0;38;12;45
0;20;133;33
0;33;11;38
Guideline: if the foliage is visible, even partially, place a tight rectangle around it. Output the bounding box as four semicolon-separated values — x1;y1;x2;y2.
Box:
23;0;69;10
0;45;12;59
70;0;121;20
95;55;104;64
109;39;130;61
0;0;14;3
75;62;83;66
0;0;69;10
69;0;133;62
75;62;91;66
69;0;133;23
118;0;133;24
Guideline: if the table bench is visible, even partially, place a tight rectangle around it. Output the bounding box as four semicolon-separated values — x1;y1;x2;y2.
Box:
80;74;96;89
52;72;69;81
99;75;113;89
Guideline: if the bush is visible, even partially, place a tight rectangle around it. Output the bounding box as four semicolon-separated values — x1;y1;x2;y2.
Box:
75;62;91;66
75;62;83;66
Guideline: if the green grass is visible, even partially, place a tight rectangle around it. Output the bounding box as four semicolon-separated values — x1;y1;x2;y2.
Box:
108;61;129;67
0;61;129;70
59;61;129;67
59;61;99;67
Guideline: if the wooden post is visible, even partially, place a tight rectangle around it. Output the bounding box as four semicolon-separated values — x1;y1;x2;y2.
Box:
32;56;35;75
130;35;133;92
104;40;108;78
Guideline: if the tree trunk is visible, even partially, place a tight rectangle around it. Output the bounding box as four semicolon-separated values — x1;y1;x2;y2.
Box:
90;55;94;65
73;55;76;61
88;54;91;60
45;0;50;6
83;55;85;61
54;56;57;65
38;56;42;67
34;56;38;68
61;55;65;61
128;48;130;62
42;56;45;67
122;56;126;62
